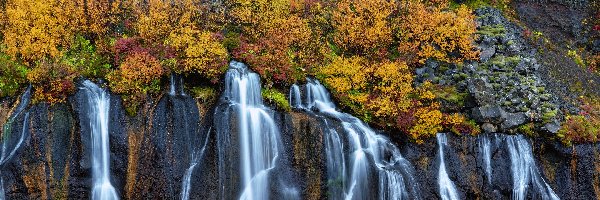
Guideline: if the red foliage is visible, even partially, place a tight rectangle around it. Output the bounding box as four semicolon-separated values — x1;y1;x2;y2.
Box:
396;107;417;134
233;36;295;86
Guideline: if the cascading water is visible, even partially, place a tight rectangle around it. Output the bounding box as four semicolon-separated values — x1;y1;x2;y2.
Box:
181;127;211;200
81;80;119;200
0;85;31;199
170;73;177;95
506;135;559;200
219;61;283;200
289;84;303;109
292;79;421;200
479;134;493;183
170;73;186;96
323;119;347;200
436;133;459;200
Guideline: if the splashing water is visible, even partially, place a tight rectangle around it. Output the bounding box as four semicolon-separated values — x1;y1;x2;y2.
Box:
81;80;119;200
181;127;211;200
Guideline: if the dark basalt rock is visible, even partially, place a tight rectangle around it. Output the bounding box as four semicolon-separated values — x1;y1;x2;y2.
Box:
1;91;599;199
472;106;507;124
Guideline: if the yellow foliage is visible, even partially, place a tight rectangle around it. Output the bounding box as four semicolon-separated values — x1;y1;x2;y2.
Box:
167;28;229;82
231;0;294;40
132;0;186;43
2;0;84;63
409;105;443;143
445;113;466;127
331;0;396;53
368;60;414;118
396;2;479;64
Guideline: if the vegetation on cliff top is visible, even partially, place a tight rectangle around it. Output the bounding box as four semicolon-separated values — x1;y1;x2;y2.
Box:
1;0;595;144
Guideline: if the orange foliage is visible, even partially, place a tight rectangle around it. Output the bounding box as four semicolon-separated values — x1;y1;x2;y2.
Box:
26;60;77;104
396;2;479;64
107;52;165;114
318;56;443;142
107;52;165;95
231;0;320;86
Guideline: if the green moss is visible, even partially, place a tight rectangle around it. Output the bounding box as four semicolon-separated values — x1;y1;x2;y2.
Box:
434;86;467;107
222;31;241;52
567;50;586;67
542;110;558;123
476;24;506;37
262;88;291;112
518;123;536;137
190;86;217;103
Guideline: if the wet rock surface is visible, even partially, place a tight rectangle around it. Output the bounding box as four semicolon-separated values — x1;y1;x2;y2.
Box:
0;91;599;199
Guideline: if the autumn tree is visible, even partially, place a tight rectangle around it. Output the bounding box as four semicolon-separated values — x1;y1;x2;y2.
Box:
396;2;479;64
317;56;443;142
230;0;323;86
2;0;84;63
330;0;396;55
107;51;165;115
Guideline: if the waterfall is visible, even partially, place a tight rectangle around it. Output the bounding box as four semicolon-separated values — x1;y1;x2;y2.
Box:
289;84;303;109
323;120;346;200
81;80;119;200
170;73;176;95
0;85;31;199
479;134;493;183
169;73;186;96
437;133;459;200
180;127;211;200
292;78;420;200
506;135;558;200
219;61;284;200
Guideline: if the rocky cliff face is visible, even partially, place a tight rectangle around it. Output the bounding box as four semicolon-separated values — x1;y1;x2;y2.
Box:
1;84;599;200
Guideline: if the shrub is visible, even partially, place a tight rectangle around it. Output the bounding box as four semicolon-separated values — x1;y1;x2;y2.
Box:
442;113;481;136
318;56;443;143
558;97;600;145
330;0;396;55
0;52;28;98
26;59;77;104
107;52;165;115
2;0;84;63
262;88;291;112
229;0;319;87
396;3;479;64
167;29;229;83
63;35;111;78
190;86;217;103
587;54;599;75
